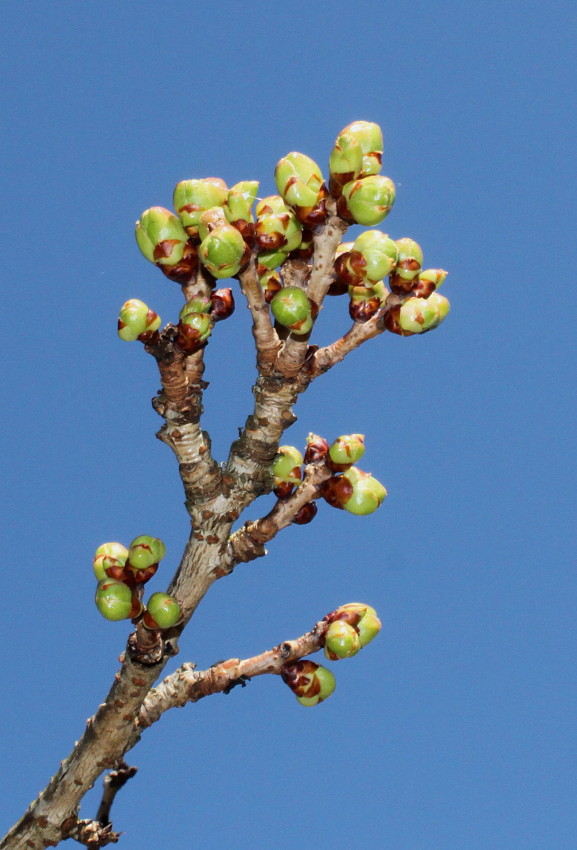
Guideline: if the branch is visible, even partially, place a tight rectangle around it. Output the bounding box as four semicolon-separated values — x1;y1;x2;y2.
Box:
237;256;281;372
138;617;330;729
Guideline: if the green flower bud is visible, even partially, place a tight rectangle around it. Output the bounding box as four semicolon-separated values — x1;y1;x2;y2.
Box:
390;238;424;291
258;268;283;303
257;248;289;271
356;608;382;647
324;620;361;660
328;434;365;469
199;224;247;279
135;207;190;267
352;230;399;281
348;285;382;323
95;579;141;622
329;602;382;647
340;121;384;176
341;467;387;516
414;268;448;296
398;296;439;334
180;295;212;317
338;175;396;226
127;535;166;572
272;445;304;486
270;286;314;335
329;132;363;196
281;660;336;707
93;542;128;581
173;178;228;233
255;196;303;253
197;206;229;242
176;311;212;353
143;592;183;630
275;152;327;225
117;299;161;342
224;181;259;224
425;292;450;328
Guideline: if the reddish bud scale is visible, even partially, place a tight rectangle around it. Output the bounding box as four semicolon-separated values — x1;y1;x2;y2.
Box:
274;481;296;500
384;306;414;336
304;435;330;463
327;279;349;296
334;251;367;287
411;278;436;299
125;563;158;586
159;241;199;284
211;288;235;320
281;660;321;697
230;219;255;246
321;475;354;509
349;296;381;323
291;501;318;525
390;263;423;293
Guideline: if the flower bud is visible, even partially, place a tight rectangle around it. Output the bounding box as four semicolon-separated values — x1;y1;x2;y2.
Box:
272;445;303;486
211;287;235;321
328;602;382;647
304;433;329;463
176;310;212;353
341;466;387;516
197;206;229;242
93;542;129;581
255;195;303;253
143;592;183;630
340;120;384;176
173;178;228;234
338;175;395;226
95;579;142;622
348;285;382;323
281;660;336;707
389;238;424;291
352;230;399;281
324;620;361;660
257;248;289;271
412;268;448;299
135;207;190;269
328;132;363;197
396;295;442;334
328;434;365;469
181;294;212;317
117;299;161;343
127;535;166;572
224;180;259;226
275;152;327;225
291;501;318;525
270;286;314;335
259;268;283;303
425;292;450;328
199;223;248;279
321;474;354;510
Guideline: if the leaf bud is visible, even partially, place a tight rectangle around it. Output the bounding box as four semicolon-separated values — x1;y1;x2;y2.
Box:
95;579;142;622
281;660;336;707
143;592;183;630
173;178;228;235
339;120;384;177
324;620;361;660
93;542;129;582
328;434;365;470
337;175;395;226
211;287;235;321
199;224;248;279
304;433;330;463
270;286;314;335
255;195;303;253
118;299;161;343
291;501;318;525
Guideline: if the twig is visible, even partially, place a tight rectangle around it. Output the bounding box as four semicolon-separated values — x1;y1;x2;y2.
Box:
96;762;138;827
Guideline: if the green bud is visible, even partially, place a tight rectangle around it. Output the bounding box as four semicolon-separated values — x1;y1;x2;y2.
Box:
95;579;140;622
135;207;189;267
180;295;212;317
342;467;387;516
93;542;128;581
199;223;247;279
117;299;161;342
398;296;439;334
143;592;182;630
257;248;289;271
340;121;384;176
324;620;361;660
281;660;336;707
352;231;399;281
197;206;229;242
328;434;365;468
270;286;314;335
272;445;304;486
224;181;259;224
329;602;382;647
418;268;448;288
329;132;363;196
425;292;450;327
255;196;303;253
176;311;212;353
173;178;228;233
338;175;396;226
275;152;324;207
392;238;424;286
127;535;166;571
356;608;382;647
258;268;283;303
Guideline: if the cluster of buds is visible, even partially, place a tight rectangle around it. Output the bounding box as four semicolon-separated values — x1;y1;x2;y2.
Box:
93;536;182;630
323;603;382;660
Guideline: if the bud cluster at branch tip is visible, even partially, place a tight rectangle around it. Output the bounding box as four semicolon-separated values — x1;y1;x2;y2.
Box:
323;603;382;660
281;660;336;707
92;535;181;629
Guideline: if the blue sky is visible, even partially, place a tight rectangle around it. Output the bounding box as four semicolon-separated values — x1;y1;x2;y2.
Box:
1;1;575;847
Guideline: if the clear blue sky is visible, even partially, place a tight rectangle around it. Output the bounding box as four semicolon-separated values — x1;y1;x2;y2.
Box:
1;2;575;847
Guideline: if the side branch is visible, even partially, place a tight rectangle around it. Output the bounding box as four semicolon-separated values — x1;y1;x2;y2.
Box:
238;257;281;372
138;618;330;729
